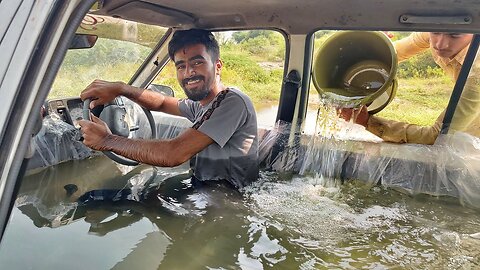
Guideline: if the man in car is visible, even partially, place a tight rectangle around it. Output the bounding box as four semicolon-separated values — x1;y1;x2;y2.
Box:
340;32;480;144
78;29;259;189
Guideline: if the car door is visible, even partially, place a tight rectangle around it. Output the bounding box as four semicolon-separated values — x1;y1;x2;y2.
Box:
0;0;94;241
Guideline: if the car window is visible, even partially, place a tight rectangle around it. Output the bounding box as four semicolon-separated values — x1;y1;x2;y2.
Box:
152;30;286;129
48;14;168;99
307;30;477;144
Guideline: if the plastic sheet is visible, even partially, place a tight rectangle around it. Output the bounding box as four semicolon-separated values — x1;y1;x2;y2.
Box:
259;120;480;207
27;115;93;170
17;158;185;228
29;100;480;207
27;101;191;171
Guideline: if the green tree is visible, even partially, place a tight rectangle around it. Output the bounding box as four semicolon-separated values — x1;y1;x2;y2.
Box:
213;32;231;46
232;30;274;43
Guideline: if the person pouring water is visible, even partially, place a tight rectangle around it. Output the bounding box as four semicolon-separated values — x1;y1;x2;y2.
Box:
78;29;259;189
340;32;480;144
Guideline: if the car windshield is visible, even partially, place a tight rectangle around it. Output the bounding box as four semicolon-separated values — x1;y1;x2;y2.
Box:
2;2;480;268
48;14;167;99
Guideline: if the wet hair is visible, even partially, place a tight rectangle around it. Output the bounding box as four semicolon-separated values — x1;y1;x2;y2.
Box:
168;29;220;63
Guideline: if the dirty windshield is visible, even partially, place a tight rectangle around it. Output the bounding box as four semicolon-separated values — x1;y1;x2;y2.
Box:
49;14;167;99
1;23;480;268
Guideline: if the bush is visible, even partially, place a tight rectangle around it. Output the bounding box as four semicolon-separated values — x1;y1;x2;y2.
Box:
232;31;285;61
397;50;442;79
222;51;271;84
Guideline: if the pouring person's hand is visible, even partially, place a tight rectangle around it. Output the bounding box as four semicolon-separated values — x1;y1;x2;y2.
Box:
80;79;127;109
78;114;113;151
337;105;369;127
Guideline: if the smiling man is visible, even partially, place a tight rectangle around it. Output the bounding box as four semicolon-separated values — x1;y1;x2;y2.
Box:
78;29;259;189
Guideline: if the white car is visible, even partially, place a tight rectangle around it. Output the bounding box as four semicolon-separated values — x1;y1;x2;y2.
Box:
1;0;480;268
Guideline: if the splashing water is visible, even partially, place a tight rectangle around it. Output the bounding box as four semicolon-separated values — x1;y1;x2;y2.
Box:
297;100;379;186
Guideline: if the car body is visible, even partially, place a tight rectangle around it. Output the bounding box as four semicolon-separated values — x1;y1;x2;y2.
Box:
1;0;480;267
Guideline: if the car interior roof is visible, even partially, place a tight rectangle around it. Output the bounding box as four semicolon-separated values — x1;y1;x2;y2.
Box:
94;0;480;34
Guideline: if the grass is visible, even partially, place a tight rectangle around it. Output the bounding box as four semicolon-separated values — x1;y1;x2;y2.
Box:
374;76;453;126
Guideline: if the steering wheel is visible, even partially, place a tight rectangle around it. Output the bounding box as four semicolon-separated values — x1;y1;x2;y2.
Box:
83;97;157;166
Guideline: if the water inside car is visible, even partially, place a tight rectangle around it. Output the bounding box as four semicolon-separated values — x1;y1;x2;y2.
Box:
1;2;480;269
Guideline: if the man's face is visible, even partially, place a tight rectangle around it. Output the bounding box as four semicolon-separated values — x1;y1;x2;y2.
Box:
429;33;473;59
173;43;220;101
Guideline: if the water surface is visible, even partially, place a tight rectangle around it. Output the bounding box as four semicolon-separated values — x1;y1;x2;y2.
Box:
0;156;479;269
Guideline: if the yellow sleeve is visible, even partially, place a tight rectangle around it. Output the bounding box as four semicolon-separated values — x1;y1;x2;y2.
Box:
394;32;430;62
449;65;480;135
366;113;442;145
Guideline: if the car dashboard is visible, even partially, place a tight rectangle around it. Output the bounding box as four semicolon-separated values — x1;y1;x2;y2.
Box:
44;97;98;129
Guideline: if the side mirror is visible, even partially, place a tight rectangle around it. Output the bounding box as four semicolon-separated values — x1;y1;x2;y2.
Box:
148;84;175;97
69;34;98;50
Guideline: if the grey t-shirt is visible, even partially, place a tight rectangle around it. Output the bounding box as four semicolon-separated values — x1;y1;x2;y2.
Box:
178;87;259;188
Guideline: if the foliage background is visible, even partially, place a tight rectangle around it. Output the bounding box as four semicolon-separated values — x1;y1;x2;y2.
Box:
52;30;453;126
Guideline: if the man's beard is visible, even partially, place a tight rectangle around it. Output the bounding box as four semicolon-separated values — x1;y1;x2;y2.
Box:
182;75;212;101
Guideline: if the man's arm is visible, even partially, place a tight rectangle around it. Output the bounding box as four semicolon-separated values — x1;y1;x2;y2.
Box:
394;32;430;62
78;114;213;167
366;114;442;144
339;106;442;144
103;128;213;167
80;79;183;116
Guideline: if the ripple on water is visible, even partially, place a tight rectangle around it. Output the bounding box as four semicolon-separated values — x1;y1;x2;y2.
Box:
245;174;408;243
243;172;480;268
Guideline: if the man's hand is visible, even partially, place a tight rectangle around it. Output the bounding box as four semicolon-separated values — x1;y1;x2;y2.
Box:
337;105;369;127
78;114;113;151
80;79;127;109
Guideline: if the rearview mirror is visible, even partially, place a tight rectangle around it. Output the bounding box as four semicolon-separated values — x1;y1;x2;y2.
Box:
148;84;175;97
69;34;98;49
